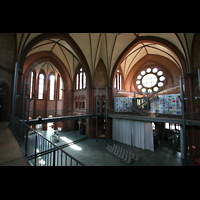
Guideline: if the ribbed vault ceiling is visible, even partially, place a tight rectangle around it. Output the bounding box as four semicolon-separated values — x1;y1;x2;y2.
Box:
27;39;80;79
34;62;59;75
121;42;182;80
16;33;195;82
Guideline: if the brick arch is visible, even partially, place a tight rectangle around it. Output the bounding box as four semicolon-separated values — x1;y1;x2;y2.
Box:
110;36;187;88
191;33;200;86
23;51;71;90
19;33;93;113
18;33;92;89
94;59;108;88
22;51;73;118
126;54;180;92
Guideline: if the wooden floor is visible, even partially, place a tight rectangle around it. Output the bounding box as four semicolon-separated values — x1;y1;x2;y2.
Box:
0;121;29;166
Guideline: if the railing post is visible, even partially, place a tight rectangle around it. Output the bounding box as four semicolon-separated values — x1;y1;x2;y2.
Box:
27;72;32;125
147;90;149;115
11;63;18;119
53;147;56;166
21;76;26;120
134;91;136;108
35;134;37;166
198;68;200;93
25;127;29;157
180;75;187;166
96;87;98;142
106;87;108;142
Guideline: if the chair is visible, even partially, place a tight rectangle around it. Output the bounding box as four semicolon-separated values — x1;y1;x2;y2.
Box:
110;144;116;153
108;145;113;153
106;145;110;150
123;150;129;162
132;152;136;159
114;146;121;156
113;145;118;155
134;153;140;161
120;148;126;159
126;151;132;164
117;147;123;158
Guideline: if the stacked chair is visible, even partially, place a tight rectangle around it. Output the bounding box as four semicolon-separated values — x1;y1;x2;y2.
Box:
106;144;140;164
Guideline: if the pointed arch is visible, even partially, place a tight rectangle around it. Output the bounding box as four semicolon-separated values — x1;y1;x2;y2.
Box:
93;59;108;88
18;33;92;90
23;51;71;91
110;36;188;88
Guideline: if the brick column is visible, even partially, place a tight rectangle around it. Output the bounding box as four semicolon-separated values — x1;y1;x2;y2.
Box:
86;118;94;138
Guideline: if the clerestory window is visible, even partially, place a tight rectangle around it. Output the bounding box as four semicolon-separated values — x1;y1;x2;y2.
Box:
38;73;44;99
76;67;86;90
30;71;34;99
58;76;63;100
49;74;55;100
114;70;122;90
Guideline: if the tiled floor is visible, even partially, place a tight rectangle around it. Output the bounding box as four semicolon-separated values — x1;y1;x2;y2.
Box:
0;121;185;166
0;121;29;166
35;128;185;166
61;137;184;166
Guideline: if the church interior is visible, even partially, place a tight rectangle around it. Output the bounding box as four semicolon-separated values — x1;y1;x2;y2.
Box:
0;33;200;166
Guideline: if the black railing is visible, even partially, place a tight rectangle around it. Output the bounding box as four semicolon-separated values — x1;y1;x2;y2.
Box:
9;115;85;166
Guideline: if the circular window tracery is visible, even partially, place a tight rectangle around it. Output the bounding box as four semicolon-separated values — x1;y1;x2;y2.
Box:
135;67;166;94
142;74;157;88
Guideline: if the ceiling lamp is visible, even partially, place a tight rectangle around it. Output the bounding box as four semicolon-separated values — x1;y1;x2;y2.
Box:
112;33;121;36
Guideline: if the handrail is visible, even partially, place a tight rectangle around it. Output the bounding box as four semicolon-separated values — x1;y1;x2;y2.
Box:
21;121;85;166
9;115;85;166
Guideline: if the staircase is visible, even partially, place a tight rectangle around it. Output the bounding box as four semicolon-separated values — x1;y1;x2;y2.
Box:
131;95;159;116
132;107;147;116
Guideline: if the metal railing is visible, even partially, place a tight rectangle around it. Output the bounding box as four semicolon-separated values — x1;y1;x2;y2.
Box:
9;115;85;166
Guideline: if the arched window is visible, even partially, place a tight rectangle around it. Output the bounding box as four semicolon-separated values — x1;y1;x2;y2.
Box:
114;70;122;90
59;77;63;100
30;71;34;99
75;67;86;90
38;73;44;99
58;75;63;100
49;74;55;100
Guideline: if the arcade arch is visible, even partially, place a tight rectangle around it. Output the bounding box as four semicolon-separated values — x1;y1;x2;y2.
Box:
111;38;185;96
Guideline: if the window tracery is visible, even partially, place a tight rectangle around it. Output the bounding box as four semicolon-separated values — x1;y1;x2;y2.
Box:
75;67;86;90
38;72;45;99
135;67;166;94
49;74;55;100
30;71;34;99
114;70;122;90
58;75;63;100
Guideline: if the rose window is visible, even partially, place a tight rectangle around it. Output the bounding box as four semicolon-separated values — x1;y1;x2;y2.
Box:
135;67;165;94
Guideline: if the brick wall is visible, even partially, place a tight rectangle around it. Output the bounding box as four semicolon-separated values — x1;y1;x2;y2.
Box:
187;33;200;158
0;33;15;71
0;33;16;120
192;33;200;88
94;59;108;88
